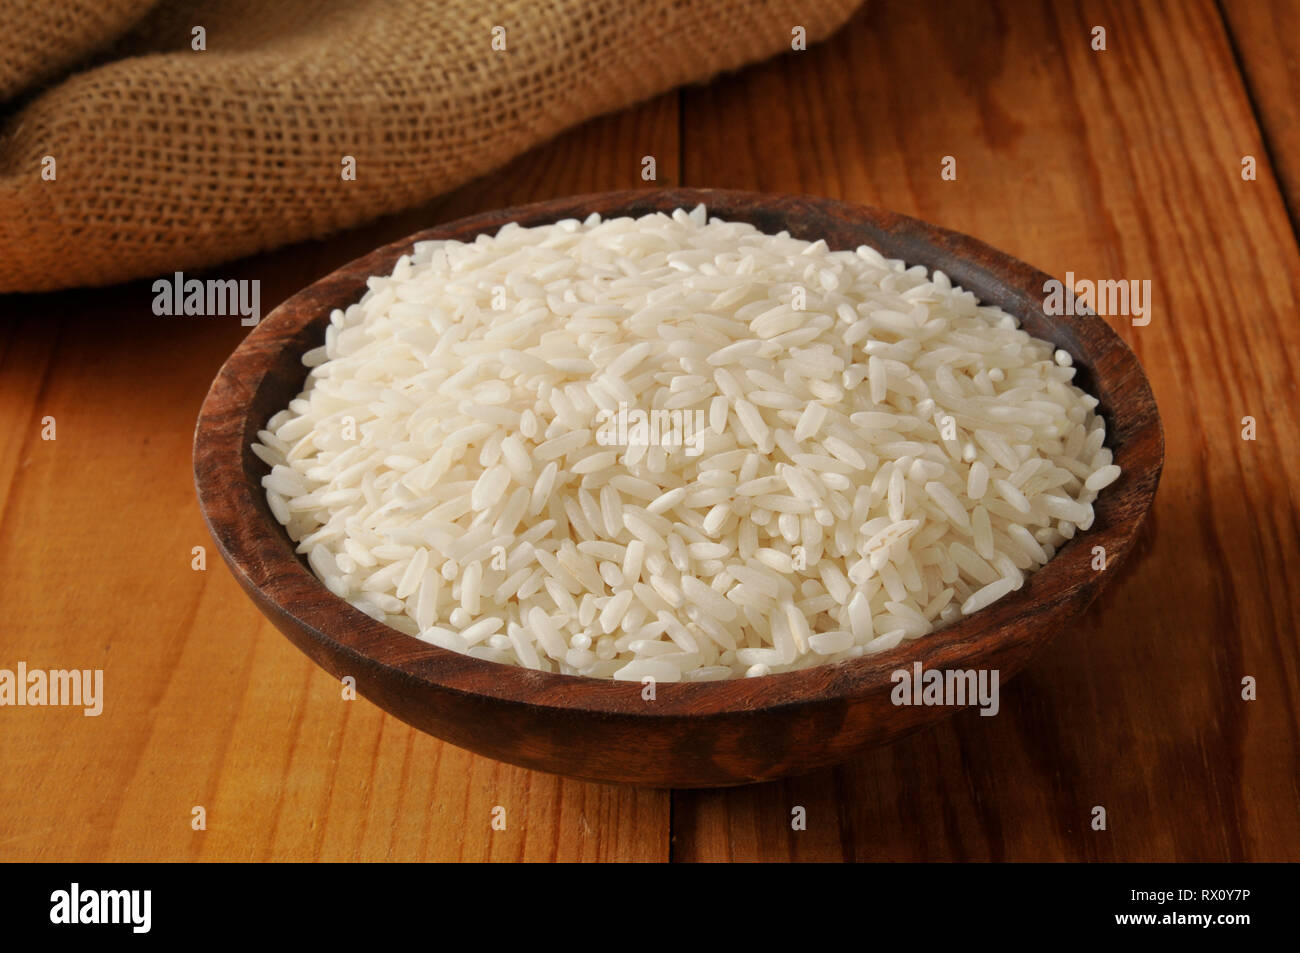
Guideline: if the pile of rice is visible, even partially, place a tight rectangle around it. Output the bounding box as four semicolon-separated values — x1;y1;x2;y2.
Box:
254;206;1120;682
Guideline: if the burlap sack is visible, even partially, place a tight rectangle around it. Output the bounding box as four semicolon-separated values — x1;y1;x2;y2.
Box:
0;0;862;293
0;0;159;100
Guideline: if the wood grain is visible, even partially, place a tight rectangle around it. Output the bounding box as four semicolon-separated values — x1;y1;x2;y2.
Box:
674;0;1300;860
1220;0;1300;224
2;0;1298;861
0;94;679;862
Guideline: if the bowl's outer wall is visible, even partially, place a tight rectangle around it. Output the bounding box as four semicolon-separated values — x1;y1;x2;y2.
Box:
195;188;1164;787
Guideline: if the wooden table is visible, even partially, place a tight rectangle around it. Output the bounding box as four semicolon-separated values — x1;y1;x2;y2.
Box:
2;0;1297;862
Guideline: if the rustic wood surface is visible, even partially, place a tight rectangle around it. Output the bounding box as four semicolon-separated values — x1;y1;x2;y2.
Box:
1221;0;1300;223
1;0;1296;860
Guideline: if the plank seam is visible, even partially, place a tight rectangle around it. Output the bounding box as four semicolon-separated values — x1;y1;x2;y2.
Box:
1214;0;1300;239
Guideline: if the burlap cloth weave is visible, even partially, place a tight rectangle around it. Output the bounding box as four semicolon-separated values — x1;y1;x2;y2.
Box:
0;0;862;293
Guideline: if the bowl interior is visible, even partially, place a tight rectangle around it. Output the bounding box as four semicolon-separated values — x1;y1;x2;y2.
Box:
196;187;1163;722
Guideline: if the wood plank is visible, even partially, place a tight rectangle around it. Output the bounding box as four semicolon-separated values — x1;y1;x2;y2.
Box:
0;93;679;862
1220;0;1300;225
674;0;1300;861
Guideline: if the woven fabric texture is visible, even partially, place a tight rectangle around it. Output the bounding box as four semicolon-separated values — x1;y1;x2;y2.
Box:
0;0;158;100
0;0;862;292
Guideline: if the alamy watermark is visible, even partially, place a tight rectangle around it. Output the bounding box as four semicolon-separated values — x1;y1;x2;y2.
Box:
152;271;260;326
50;883;150;933
1043;272;1151;326
0;662;102;716
891;662;999;716
595;403;710;457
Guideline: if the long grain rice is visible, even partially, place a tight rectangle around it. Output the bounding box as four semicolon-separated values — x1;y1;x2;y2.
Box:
256;206;1120;680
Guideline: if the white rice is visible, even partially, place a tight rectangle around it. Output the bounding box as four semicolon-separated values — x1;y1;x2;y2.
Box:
255;205;1120;681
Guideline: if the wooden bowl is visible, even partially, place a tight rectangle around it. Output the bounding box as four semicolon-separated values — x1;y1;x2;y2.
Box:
194;188;1163;788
